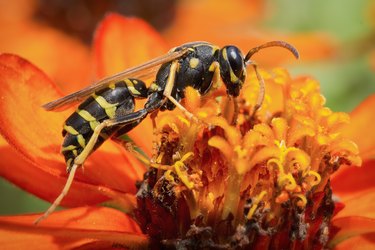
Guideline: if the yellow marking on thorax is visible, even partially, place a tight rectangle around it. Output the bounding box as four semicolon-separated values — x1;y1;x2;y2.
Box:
189;58;200;69
222;49;228;60
211;45;219;55
222;48;239;84
230;69;239;83
64;125;79;135
109;83;116;89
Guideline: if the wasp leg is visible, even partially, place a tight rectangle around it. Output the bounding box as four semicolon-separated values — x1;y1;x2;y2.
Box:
209;61;221;90
163;60;198;122
112;137;151;167
34;163;79;225
251;63;265;116
231;97;239;125
74;109;149;166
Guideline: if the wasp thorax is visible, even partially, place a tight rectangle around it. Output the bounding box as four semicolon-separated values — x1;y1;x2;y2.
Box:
219;46;246;97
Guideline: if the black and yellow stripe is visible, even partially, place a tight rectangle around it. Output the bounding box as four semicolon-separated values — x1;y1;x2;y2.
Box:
62;79;148;171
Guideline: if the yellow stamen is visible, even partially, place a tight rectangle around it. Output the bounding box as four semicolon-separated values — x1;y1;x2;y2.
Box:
305;170;321;187
247;191;267;219
294;194;307;208
164;170;175;182
278;173;297;191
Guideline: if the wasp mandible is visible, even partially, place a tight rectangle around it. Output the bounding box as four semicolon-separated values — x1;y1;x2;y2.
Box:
35;41;299;224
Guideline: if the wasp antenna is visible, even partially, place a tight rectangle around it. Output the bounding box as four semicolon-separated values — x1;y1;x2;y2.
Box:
34;164;79;225
252;64;265;115
244;41;299;64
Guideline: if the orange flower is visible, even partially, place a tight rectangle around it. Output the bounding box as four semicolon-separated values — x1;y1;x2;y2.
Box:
0;13;374;249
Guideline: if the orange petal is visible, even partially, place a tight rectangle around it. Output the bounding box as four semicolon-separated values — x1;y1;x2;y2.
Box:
0;136;105;206
0;53;65;166
341;94;375;159
333;189;375;220
0;54;145;206
93;13;167;77
0;17;91;94
93;13;168;156
329;216;375;248
331;159;375;202
0;206;148;249
333;233;375;250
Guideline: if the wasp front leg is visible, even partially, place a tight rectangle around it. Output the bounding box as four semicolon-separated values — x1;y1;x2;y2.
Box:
162;60;199;123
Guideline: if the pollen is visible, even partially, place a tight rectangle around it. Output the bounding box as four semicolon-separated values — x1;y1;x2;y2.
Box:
135;68;362;249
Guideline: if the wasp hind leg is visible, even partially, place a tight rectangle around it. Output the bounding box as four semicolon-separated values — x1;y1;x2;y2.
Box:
112;117;152;167
34;163;79;225
34;109;149;225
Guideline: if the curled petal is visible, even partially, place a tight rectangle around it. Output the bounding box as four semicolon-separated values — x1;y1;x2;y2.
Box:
207;116;241;145
184;87;201;112
285;148;311;173
326;112;350;131
208;136;233;160
249;146;280;169
271;117;288;142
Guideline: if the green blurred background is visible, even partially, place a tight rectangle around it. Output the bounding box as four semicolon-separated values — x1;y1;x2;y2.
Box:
0;0;374;215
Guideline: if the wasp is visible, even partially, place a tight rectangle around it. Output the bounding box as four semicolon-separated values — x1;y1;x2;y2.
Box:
34;41;299;224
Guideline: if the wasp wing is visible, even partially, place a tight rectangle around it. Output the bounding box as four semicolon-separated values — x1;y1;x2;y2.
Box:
43;48;189;111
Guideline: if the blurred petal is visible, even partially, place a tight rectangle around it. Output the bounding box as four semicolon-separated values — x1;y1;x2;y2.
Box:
0;54;145;206
342;94;375;159
0;207;148;250
93;13;167;77
331;159;375;202
333;233;375;250
370;49;375;71
329;216;375;248
163;0;265;45
93;13;168;156
0;15;90;94
164;0;336;65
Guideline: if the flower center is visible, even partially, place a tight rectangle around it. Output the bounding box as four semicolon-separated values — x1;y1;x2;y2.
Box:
134;69;361;249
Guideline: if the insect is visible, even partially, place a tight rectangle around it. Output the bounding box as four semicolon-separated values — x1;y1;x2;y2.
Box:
34;41;299;224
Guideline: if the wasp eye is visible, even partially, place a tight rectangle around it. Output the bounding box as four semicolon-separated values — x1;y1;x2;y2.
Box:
226;46;245;78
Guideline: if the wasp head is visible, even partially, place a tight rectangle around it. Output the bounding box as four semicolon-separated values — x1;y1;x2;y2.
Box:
219;46;246;97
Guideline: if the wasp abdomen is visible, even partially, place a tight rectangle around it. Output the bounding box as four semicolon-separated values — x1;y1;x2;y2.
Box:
61;79;148;170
